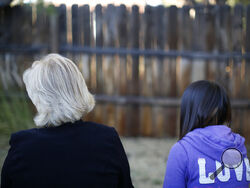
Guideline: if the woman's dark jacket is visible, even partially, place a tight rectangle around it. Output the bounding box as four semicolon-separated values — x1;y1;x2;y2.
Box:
1;120;134;188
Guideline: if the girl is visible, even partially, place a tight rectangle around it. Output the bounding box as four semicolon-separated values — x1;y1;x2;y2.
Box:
163;80;250;188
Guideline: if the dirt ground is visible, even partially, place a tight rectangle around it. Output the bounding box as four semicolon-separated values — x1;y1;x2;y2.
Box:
121;137;177;188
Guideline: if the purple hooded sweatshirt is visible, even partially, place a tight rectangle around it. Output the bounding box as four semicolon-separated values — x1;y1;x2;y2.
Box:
163;125;250;188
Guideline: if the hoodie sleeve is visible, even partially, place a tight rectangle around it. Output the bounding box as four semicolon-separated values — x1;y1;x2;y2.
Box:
163;141;188;188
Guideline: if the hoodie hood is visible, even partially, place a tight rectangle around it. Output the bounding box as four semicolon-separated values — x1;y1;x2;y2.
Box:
182;125;247;161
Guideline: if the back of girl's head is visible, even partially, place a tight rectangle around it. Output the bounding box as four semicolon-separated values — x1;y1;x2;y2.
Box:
179;80;231;140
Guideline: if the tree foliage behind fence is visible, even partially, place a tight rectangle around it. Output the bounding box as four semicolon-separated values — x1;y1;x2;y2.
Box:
0;3;250;143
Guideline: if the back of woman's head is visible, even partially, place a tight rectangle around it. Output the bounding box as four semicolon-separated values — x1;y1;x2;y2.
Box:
23;53;95;127
179;80;231;140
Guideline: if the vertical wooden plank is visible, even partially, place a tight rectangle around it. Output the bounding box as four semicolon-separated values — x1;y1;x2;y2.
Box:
205;5;216;53
231;4;243;133
82;4;91;87
71;4;79;46
126;5;140;136
191;5;206;82
82;5;91;47
21;4;33;77
166;6;178;97
9;5;32;89
232;5;243;56
178;5;192;95
37;3;49;47
153;5;165;96
93;4;104;126
165;5;178;137
206;5;217;81
129;5;140;97
0;6;12;90
103;4;116;95
0;6;8;90
116;4;128;135
21;4;33;64
102;4;117;127
152;5;166;137
0;6;6;45
34;2;49;54
117;4;127;95
143;5;154;97
0;6;11;45
58;4;67;48
243;5;250;145
11;5;23;44
141;5;154;136
49;5;58;53
176;5;193;138
78;5;91;89
95;4;103;93
245;5;250;97
215;5;231;91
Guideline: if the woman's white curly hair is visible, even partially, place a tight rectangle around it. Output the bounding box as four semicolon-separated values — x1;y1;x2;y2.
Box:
23;53;95;127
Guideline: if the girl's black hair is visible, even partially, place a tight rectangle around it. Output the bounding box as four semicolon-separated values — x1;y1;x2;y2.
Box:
179;80;231;140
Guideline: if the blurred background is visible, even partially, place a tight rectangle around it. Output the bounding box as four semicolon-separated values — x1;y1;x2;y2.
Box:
0;0;250;187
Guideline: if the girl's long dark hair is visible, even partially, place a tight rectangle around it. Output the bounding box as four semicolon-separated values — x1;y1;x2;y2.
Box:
179;80;231;140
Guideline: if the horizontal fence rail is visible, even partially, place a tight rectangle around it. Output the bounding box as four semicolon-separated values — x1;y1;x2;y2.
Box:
1;45;250;60
1;93;250;108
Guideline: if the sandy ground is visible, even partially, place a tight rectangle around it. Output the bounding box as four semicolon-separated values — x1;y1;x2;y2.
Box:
121;137;177;188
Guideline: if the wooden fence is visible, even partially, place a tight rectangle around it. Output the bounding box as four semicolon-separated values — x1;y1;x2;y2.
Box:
0;3;250;143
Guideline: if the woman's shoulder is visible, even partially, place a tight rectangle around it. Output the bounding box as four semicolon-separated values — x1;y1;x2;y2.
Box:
81;121;115;130
10;128;37;144
75;121;117;136
9;121;118;146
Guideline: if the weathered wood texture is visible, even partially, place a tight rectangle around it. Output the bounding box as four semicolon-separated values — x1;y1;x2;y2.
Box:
0;4;250;143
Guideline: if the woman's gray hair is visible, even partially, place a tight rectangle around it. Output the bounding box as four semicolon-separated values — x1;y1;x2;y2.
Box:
23;53;95;127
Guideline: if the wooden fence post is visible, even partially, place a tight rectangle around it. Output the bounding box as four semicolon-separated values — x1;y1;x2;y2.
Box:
206;5;217;81
191;5;206;82
35;2;49;53
152;5;166;137
165;5;178;137
71;4;79;46
243;5;250;145
103;4;117;127
178;5;192;95
117;4;127;95
103;4;116;95
49;5;58;53
0;6;12;90
125;5;140;136
141;5;154;136
78;5;91;88
116;4;128;135
215;5;231;90
58;4;67;47
231;4;243;133
10;5;32;89
95;4;103;94
93;4;104;124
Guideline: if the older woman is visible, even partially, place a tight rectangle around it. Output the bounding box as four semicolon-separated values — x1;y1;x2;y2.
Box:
1;54;134;188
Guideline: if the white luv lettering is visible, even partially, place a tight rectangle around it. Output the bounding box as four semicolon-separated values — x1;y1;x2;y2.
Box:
198;157;250;184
